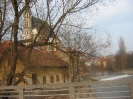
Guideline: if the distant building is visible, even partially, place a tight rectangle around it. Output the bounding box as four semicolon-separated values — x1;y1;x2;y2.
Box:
97;56;107;68
128;51;133;54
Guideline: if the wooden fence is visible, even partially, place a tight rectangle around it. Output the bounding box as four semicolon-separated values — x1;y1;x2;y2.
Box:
0;79;133;99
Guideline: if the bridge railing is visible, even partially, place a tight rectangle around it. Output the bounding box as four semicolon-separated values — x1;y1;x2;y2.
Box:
0;79;133;99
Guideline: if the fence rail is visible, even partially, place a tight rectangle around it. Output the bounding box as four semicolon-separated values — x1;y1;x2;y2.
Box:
0;79;133;99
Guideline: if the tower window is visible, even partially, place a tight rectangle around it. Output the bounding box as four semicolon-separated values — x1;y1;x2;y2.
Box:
25;20;28;27
25;12;29;18
27;13;29;18
26;30;28;34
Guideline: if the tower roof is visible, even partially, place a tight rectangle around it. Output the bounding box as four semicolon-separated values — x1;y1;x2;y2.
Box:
31;16;55;38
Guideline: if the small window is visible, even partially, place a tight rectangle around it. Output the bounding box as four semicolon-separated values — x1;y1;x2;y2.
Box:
50;45;54;51
27;13;29;18
50;76;54;83
46;45;50;52
56;75;60;82
26;30;28;34
32;73;37;85
46;45;56;52
43;76;46;84
67;75;69;82
63;73;66;83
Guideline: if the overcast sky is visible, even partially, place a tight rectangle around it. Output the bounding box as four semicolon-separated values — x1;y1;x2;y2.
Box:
88;0;133;54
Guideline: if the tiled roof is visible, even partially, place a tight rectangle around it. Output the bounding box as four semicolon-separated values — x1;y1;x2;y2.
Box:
31;16;56;38
19;48;70;67
0;41;70;67
0;40;12;57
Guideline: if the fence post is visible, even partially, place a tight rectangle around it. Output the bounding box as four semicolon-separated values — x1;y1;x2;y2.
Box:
130;82;133;99
19;88;25;99
69;85;75;99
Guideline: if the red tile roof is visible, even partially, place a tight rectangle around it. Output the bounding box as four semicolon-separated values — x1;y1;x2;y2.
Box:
19;48;70;67
0;41;70;67
0;40;12;57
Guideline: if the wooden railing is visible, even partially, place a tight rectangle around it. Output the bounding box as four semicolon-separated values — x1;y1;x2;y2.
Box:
0;79;133;99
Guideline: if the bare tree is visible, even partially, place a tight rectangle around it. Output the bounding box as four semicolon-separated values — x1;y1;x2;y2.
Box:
0;0;114;92
106;55;115;71
115;37;127;70
0;0;13;42
58;27;111;82
127;52;133;68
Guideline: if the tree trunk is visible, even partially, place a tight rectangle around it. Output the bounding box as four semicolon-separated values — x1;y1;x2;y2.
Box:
2;1;19;99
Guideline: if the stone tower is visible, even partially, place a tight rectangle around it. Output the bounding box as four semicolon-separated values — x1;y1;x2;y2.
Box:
22;7;59;51
22;7;44;45
22;7;32;45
